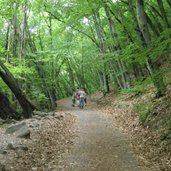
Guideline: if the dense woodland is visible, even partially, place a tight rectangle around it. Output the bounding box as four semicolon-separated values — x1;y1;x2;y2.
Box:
0;0;171;119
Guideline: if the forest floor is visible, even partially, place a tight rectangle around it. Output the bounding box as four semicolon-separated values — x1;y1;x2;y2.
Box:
0;111;77;171
0;90;170;171
89;89;171;171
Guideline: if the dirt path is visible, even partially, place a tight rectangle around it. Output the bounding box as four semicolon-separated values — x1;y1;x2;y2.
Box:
57;99;148;171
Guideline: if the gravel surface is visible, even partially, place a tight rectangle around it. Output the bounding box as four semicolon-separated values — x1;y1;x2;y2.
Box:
55;98;150;171
57;110;147;171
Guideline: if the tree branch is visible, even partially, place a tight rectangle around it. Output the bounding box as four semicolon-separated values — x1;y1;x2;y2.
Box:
43;4;100;48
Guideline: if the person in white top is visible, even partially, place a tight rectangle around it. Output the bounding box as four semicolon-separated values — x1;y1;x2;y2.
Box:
79;90;86;98
79;89;86;109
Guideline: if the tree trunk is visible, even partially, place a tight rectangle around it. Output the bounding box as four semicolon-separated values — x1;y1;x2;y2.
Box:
149;9;163;33
128;0;146;45
5;23;11;63
102;61;110;96
0;91;20;120
92;11;110;94
137;0;166;97
19;0;28;59
92;12;105;52
0;61;35;118
167;0;171;8
34;61;57;109
157;0;170;28
48;17;53;49
98;72;104;92
137;0;151;43
109;61;123;89
12;3;18;58
102;0;131;89
66;58;75;91
47;89;56;110
145;13;160;36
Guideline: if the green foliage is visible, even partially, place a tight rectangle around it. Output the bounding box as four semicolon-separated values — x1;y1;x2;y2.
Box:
121;85;144;96
0;80;9;93
147;29;171;62
161;117;171;143
133;103;152;126
31;89;48;108
0;0;171;111
121;76;152;95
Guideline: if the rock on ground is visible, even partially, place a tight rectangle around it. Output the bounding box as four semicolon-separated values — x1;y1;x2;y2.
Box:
0;111;76;171
5;122;30;139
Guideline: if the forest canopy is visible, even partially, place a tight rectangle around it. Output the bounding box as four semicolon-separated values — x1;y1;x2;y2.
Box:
0;0;171;118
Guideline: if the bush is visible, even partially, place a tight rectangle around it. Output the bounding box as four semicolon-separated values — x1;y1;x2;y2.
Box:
133;103;151;126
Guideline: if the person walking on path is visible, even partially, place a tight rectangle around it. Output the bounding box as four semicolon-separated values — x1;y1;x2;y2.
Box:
79;89;86;109
71;91;75;107
75;88;80;106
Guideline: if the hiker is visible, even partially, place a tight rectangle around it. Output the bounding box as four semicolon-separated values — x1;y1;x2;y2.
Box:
79;89;86;109
75;87;80;106
71;91;75;107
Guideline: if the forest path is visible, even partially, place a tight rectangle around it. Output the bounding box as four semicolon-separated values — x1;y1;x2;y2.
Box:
56;99;147;171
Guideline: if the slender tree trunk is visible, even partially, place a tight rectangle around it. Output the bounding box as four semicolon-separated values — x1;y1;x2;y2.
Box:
48;17;53;49
56;82;65;98
117;60;127;89
12;3;18;58
150;10;163;33
98;72;104;92
120;60;130;88
5;23;11;63
103;0;131;88
80;40;86;90
167;0;171;8
66;59;75;91
128;0;145;45
92;12;105;52
157;0;170;28
44;14;53;49
137;0;151;43
113;14;134;43
19;0;28;58
47;89;56;109
34;61;57;109
27;29;36;53
137;0;166;97
92;11;110;94
109;61;123;89
107;2;144;82
145;13;160;36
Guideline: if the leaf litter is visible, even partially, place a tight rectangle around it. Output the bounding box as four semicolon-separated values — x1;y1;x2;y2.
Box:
91;89;171;171
1;111;77;171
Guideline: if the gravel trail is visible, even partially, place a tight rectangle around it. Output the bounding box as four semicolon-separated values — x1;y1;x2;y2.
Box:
56;100;149;171
1;99;150;171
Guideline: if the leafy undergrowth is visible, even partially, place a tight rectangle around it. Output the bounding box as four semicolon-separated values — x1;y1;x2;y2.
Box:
4;112;77;171
91;86;171;171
